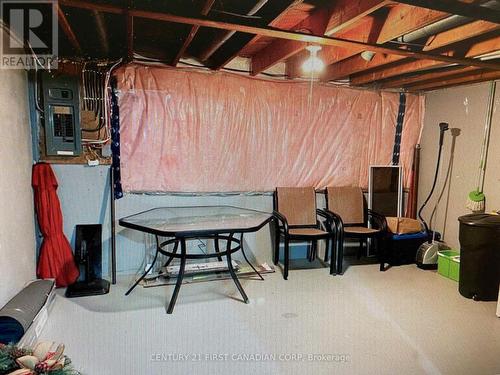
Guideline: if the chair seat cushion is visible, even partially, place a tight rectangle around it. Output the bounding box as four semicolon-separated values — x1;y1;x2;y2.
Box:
289;228;329;236
344;226;380;235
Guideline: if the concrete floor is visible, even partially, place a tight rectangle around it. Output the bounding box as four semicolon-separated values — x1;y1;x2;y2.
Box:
40;264;499;375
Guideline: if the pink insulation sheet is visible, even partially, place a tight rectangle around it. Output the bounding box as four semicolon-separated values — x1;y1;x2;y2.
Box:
116;64;424;192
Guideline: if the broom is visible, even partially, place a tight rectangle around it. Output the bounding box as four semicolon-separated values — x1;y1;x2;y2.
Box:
466;81;496;212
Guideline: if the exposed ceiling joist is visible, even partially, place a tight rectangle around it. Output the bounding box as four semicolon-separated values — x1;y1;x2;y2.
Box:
172;0;215;66
324;0;392;35
317;16;386;67
302;3;449;80
198;0;267;62
408;68;500;91
325;20;500;81
57;4;82;55
393;0;500;24
211;1;302;70
250;7;332;75
250;0;390;75
380;66;479;88
59;0;500;72
351;33;500;85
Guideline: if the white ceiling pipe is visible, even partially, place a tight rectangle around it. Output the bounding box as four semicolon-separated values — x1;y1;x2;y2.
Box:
361;0;500;60
397;0;500;44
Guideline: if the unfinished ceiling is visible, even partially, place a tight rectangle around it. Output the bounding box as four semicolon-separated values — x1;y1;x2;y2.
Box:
55;0;500;92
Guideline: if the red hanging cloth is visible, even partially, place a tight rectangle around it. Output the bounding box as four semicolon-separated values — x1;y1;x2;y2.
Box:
32;163;79;287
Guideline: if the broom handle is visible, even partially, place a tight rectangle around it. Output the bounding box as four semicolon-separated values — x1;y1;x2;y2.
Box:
477;81;496;191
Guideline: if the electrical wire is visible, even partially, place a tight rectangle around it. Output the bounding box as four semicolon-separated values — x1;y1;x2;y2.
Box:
81;59;122;145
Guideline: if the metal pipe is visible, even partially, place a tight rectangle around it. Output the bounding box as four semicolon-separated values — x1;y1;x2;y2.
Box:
110;166;116;284
397;15;468;44
397;0;500;44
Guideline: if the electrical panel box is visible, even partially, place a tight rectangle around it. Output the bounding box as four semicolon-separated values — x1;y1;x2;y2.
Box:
42;73;81;156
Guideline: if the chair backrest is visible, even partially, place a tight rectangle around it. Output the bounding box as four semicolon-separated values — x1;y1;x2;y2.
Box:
276;187;317;226
326;186;365;224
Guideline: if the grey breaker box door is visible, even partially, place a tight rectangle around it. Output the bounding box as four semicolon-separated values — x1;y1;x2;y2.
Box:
42;72;81;156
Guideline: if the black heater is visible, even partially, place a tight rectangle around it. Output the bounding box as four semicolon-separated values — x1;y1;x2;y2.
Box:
65;224;110;298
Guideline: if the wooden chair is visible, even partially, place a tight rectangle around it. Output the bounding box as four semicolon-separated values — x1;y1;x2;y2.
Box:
273;187;336;280
325;186;387;275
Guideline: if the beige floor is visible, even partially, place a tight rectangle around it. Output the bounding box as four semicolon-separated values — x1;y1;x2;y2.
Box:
40;264;500;375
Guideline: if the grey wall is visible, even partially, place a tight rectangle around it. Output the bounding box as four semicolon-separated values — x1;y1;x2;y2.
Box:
419;82;500;249
0;69;36;306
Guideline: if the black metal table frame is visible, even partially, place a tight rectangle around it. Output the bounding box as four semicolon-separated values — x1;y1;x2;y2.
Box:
125;232;266;314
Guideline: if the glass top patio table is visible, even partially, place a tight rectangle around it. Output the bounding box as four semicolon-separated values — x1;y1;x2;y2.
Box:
119;205;273;237
119;205;273;314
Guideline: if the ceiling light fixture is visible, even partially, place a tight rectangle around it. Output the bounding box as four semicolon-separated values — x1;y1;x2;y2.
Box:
302;45;324;74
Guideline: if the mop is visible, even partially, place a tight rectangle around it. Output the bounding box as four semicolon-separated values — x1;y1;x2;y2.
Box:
466;81;496;212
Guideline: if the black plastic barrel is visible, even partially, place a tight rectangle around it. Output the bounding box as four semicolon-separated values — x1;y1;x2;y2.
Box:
458;213;500;301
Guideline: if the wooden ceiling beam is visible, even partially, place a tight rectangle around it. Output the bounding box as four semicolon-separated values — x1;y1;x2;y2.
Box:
319;16;386;65
172;0;215;66
324;0;393;36
351;34;500;85
380;66;479;88
210;1;302;70
198;0;267;62
250;7;333;76
58;0;500;72
57;4;82;55
325;20;500;81
407;69;500;91
250;0;391;76
315;4;449;80
210;0;303;70
392;0;500;24
285;15;384;79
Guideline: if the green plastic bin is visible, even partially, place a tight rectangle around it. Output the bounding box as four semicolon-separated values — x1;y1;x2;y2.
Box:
438;250;460;282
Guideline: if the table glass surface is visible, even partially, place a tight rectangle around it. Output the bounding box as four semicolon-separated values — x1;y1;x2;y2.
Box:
119;206;272;235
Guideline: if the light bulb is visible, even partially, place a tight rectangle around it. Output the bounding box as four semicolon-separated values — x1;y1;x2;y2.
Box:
302;45;324;73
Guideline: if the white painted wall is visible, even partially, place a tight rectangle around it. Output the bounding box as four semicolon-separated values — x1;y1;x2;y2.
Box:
0;69;36;306
419;82;500;249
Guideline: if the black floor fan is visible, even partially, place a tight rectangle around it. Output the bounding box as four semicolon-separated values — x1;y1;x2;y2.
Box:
66;224;110;297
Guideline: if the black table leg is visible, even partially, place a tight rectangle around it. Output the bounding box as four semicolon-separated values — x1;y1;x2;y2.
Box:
239;233;264;281
167;238;186;314
163;240;179;268
226;233;249;303
214;236;223;261
273;221;280;266
125;236;160;296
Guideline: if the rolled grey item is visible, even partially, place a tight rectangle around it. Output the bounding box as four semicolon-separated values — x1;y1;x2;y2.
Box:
0;279;55;344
